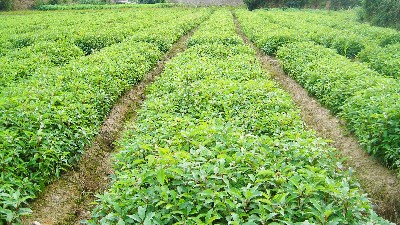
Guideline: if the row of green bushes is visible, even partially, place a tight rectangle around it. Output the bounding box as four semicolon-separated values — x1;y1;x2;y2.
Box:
87;10;390;224
276;41;400;174
358;43;400;78
36;1;169;10
0;8;187;90
0;9;173;54
0;8;209;223
235;9;399;78
0;41;84;88
242;0;400;31
244;0;360;11
0;0;167;11
237;8;400;176
236;9;369;57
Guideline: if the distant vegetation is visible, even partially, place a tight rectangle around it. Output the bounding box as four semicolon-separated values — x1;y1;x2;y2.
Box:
0;0;165;10
242;0;399;30
359;0;400;30
243;0;361;10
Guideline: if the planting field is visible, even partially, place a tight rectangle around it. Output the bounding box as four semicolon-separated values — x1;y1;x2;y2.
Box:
0;7;210;222
0;5;399;225
236;9;400;173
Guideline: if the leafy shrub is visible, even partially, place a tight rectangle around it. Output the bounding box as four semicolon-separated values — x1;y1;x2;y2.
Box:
0;41;84;88
87;10;390;225
0;8;209;223
243;0;264;10
35;3;173;10
243;0;360;11
0;40;163;224
277;41;400;173
357;43;400;78
188;10;242;46
235;9;366;58
138;0;165;4
341;84;400;171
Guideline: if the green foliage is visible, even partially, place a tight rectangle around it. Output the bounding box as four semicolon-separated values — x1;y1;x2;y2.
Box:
0;8;205;90
138;0;165;4
0;0;14;10
87;10;390;225
35;3;174;10
236;9;400;58
0;40;162;224
0;8;209;223
188;10;242;46
276;41;400;173
243;0;264;11
243;0;360;11
357;43;400;78
0;41;84;88
341;84;400;171
360;0;400;30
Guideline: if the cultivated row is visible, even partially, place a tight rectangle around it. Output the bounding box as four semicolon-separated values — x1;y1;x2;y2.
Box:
87;10;390;224
237;9;400;175
0;8;210;223
0;8;194;89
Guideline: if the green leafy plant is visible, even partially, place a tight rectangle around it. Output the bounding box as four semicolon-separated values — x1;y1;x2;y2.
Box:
357;43;400;78
0;8;210;223
235;9;399;58
87;10;391;225
276;41;400;174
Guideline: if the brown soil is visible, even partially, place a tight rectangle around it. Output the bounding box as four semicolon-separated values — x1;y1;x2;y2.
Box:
21;29;195;225
233;12;400;224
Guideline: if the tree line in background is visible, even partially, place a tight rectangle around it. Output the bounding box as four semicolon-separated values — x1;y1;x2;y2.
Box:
359;0;400;30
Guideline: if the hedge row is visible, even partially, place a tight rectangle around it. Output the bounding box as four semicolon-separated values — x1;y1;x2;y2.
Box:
0;40;84;88
276;41;400;174
87;10;390;225
235;9;400;61
358;43;400;79
0;9;132;55
188;9;242;46
35;3;175;10
0;8;185;56
0;8;200;90
0;8;209;223
269;9;400;46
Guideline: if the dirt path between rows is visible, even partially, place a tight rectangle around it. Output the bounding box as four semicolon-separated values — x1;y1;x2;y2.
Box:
21;29;195;225
233;13;400;224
